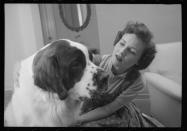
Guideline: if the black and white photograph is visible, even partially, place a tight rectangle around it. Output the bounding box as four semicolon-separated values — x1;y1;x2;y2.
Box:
4;3;182;127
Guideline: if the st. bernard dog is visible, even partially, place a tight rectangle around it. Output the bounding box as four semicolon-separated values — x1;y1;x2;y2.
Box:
4;39;108;127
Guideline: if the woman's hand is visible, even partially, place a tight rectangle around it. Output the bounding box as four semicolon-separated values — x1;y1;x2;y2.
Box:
69;120;83;127
68;111;85;127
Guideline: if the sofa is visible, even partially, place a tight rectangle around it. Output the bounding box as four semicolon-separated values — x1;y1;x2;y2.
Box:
142;41;182;127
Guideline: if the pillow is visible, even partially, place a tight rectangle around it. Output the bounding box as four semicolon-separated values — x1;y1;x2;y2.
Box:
148;42;182;85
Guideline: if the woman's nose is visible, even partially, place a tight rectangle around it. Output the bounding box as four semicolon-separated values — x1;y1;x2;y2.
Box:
119;46;127;57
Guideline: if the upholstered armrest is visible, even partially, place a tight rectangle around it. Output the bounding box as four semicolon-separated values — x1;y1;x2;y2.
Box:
143;72;181;127
143;72;181;102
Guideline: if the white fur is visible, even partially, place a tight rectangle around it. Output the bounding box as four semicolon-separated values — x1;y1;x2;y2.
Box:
4;39;100;127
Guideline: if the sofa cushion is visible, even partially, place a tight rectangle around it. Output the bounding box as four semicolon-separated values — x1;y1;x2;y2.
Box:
148;42;182;85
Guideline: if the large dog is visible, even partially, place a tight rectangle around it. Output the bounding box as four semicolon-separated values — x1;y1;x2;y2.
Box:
4;39;108;127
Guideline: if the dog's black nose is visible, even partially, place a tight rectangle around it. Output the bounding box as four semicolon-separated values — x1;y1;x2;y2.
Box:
97;68;108;82
95;68;109;90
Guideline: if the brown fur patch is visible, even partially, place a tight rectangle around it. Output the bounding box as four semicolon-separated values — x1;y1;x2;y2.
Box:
13;62;21;88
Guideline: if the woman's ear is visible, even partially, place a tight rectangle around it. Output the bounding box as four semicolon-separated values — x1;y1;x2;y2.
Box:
135;45;156;70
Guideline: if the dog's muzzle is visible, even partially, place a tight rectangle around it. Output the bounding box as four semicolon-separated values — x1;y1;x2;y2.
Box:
93;68;109;92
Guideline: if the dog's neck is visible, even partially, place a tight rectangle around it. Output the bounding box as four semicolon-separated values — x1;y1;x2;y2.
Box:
50;94;83;126
64;93;82;111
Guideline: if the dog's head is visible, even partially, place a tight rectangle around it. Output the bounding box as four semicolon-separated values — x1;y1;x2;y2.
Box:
32;39;108;101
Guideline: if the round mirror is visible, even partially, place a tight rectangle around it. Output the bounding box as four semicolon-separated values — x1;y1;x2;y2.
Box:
59;4;91;32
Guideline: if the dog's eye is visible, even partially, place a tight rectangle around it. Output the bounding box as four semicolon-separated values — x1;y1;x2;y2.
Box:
70;61;83;71
71;61;81;67
70;61;84;82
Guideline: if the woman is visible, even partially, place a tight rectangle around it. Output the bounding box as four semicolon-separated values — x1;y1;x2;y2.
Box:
73;21;164;127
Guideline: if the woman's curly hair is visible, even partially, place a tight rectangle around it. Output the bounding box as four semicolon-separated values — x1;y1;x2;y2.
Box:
113;21;156;70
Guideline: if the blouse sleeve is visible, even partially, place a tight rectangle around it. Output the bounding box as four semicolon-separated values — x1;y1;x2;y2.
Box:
114;76;144;106
92;54;102;66
92;54;109;66
96;76;144;114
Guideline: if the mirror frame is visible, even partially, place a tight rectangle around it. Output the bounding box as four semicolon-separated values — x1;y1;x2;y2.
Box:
59;4;91;32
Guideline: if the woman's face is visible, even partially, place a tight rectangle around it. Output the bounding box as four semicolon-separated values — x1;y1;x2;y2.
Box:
111;33;145;74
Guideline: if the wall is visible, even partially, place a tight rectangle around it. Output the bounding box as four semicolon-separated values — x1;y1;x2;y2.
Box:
52;4;100;51
95;4;182;55
5;4;44;91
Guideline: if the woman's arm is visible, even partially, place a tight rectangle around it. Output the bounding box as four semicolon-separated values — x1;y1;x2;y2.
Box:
77;93;138;124
76;76;144;124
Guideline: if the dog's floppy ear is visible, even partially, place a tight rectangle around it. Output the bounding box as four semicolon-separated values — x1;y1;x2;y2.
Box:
32;49;68;100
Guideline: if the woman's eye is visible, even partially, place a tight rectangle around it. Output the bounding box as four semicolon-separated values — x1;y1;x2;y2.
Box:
129;48;137;55
120;42;125;46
